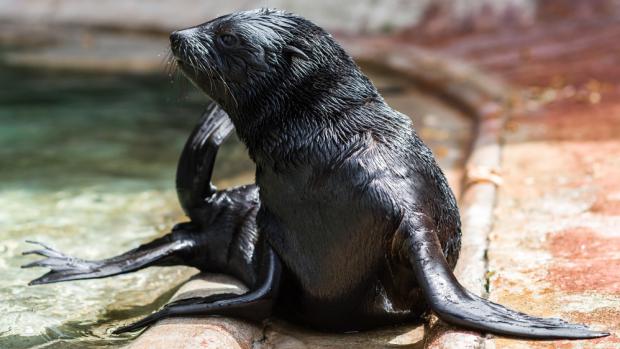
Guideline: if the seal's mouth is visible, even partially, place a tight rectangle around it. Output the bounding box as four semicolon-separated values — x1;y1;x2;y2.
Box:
169;29;220;81
170;51;195;73
172;57;190;75
174;58;185;67
169;30;193;69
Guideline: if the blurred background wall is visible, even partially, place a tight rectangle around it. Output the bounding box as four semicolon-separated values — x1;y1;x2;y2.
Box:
1;0;538;34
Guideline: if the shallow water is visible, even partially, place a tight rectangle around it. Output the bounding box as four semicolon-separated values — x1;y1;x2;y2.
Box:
0;58;471;348
0;63;255;348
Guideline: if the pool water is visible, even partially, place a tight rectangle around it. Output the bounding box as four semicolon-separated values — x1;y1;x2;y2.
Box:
0;58;471;348
0;63;254;348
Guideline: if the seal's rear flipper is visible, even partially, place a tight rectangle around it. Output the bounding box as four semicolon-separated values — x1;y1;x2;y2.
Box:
113;244;281;334
398;215;609;339
24;106;235;286
22;226;197;285
176;103;234;222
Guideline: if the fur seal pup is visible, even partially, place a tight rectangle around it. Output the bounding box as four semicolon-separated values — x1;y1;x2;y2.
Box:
23;9;608;339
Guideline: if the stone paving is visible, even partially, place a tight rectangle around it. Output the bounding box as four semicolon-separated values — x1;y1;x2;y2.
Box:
417;15;620;349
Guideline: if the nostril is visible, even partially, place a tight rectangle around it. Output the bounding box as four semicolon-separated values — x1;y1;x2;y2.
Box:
170;31;182;47
170;29;197;46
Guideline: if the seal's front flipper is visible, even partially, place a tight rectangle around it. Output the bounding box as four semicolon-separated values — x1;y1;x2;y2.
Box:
113;244;281;334
398;215;609;339
22;227;196;285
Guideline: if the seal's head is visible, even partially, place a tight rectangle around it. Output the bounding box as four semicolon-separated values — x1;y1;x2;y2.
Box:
170;9;376;125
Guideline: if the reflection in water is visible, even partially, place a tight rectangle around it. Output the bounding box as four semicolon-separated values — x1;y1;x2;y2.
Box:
0;62;471;348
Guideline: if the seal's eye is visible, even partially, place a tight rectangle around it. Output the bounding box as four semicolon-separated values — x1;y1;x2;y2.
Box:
218;33;239;48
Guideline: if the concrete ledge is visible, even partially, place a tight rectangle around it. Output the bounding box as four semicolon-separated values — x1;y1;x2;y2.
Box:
126;274;260;349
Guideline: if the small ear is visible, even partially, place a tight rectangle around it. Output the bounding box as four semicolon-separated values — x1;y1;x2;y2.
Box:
283;45;309;61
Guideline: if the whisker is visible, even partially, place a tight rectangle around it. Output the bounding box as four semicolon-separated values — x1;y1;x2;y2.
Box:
195;40;216;92
163;51;178;80
217;71;238;108
171;33;239;109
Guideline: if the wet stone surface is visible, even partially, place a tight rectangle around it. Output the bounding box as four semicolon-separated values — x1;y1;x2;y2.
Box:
421;15;620;348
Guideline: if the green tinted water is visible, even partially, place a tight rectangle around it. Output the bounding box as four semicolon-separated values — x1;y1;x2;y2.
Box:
0;63;254;348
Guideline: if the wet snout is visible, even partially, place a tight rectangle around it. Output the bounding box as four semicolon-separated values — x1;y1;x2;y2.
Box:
169;28;197;57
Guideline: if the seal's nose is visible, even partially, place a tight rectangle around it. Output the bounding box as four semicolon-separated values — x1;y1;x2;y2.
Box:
170;31;184;48
170;29;198;53
170;28;197;42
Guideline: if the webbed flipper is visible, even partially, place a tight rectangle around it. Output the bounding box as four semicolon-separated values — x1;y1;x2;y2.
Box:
24;105;236;285
22;223;197;285
113;241;281;334
176;103;234;222
398;214;609;339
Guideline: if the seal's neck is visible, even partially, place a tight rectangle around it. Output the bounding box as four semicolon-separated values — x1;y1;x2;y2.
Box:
227;67;384;165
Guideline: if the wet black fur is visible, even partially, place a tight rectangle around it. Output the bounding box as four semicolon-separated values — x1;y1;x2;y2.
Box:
171;9;462;329
24;9;607;339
